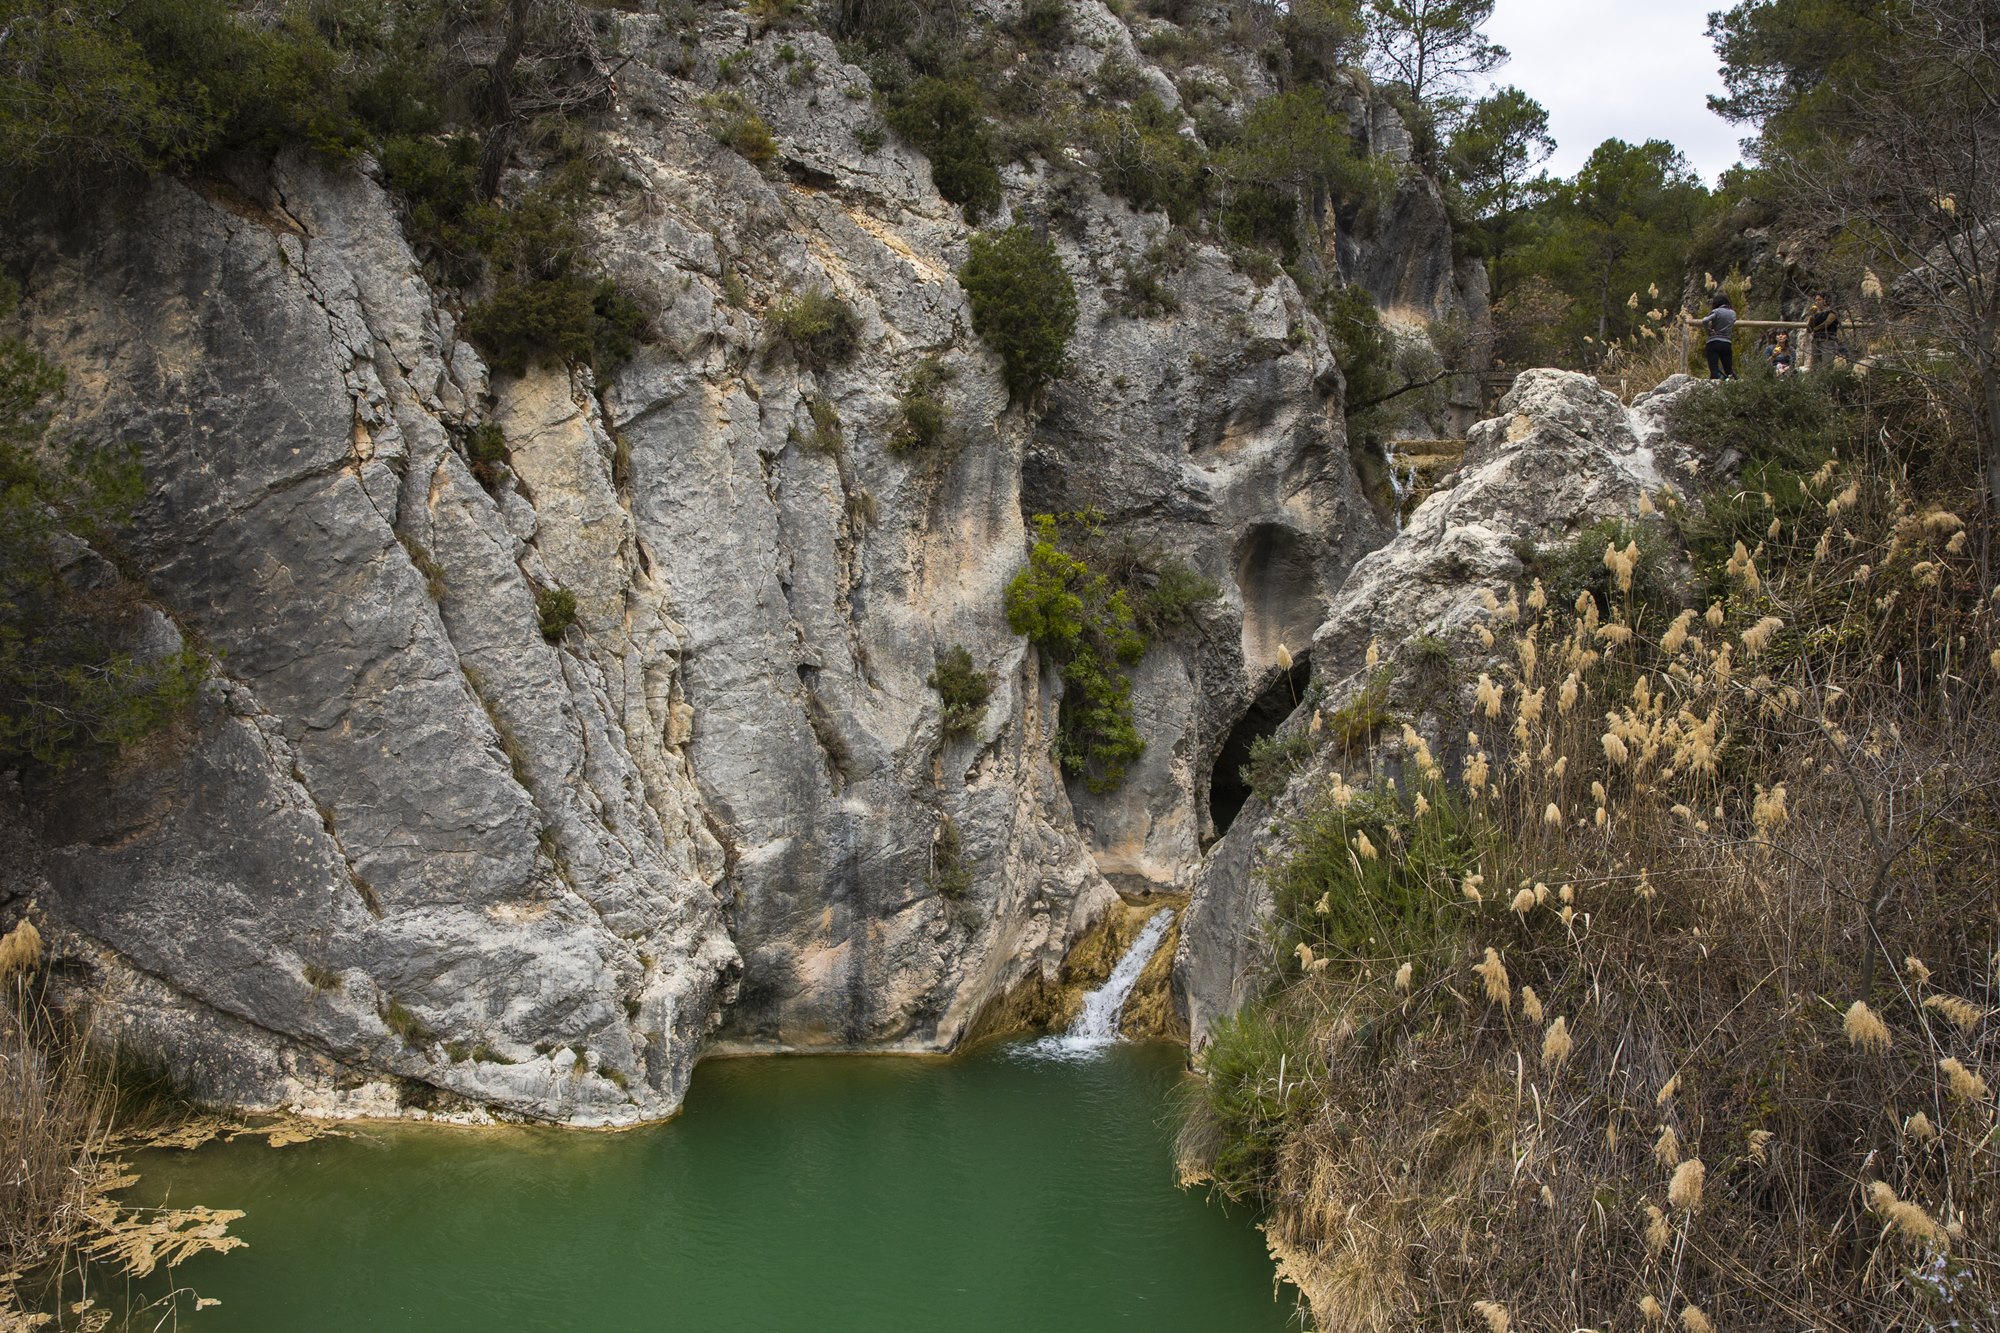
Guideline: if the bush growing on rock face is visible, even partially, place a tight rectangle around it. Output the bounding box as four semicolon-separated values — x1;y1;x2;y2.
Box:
700;91;778;167
1005;514;1149;792
1086;94;1209;226
927;646;993;738
1516;516;1677;631
887;357;955;453
403;162;651;378
0;0;367;203
535;587;578;641
884;76;1003;220
765;288;862;371
928;813;972;900
957;227;1078;405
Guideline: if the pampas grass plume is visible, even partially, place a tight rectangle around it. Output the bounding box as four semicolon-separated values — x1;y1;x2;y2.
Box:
1869;1181;1946;1245
1542;1015;1573;1070
1680;1304;1713;1333
1844;1000;1891;1054
1922;994;1985;1030
1474;948;1510;1006
1471;1300;1509;1333
0;918;42;981
1940;1057;1990;1101
1394;962;1412;993
1640;1294;1665;1323
1668;1158;1706;1211
1519;986;1543;1024
1642;1203;1671;1256
1653;1124;1681;1167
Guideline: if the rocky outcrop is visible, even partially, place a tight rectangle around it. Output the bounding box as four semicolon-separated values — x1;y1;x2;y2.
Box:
1;0;1481;1120
1175;370;1706;1044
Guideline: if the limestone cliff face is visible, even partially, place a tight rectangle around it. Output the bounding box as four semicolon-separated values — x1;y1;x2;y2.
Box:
1;1;1480;1121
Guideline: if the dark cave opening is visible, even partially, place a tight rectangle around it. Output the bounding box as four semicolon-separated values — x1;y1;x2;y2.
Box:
1207;655;1312;841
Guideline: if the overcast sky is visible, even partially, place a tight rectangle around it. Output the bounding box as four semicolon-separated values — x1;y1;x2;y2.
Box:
1482;0;1746;187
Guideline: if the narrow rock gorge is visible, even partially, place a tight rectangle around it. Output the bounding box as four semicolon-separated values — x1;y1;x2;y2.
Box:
0;0;1483;1123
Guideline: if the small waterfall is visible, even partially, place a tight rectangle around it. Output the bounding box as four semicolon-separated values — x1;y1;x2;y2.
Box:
1022;909;1175;1059
1383;444;1418;530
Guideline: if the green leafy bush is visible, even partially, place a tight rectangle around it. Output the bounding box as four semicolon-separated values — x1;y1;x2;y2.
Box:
1240;730;1313;801
462;421;510;486
1017;0;1070;47
884;76;1002;220
379;134;487;284
1519;516;1678;628
535;587;578;641
1136;561;1219;634
766;288;861;371
794;395;843;454
1086;94;1208;225
453;169;652;378
958;227;1078;404
1193;1007;1315;1199
928;645;992;738
1005;514;1149;791
0;0;368;201
929;813;972;900
702;91;778;166
888;357;954;452
1324;666;1394;750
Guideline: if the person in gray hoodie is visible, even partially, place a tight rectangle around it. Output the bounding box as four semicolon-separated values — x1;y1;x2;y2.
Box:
1692;293;1738;380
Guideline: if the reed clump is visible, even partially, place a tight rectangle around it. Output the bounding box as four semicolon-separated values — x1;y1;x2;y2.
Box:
1183;400;2000;1329
1;917;243;1325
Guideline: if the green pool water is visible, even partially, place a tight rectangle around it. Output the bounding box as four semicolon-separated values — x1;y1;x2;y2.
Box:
130;1041;1298;1331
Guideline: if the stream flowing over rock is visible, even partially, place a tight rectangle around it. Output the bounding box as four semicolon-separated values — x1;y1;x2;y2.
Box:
0;1;1483;1123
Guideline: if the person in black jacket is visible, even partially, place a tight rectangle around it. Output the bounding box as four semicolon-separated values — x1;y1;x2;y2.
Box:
1805;293;1841;369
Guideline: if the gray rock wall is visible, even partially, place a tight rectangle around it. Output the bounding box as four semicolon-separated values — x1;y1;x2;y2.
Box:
1;0;1481;1119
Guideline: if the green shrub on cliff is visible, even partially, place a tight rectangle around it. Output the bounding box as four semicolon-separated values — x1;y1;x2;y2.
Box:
927;646;992;739
958;227;1078;405
888;357;955;453
0;0;367;204
452;166;651;378
766;288;862;371
1085;93;1208;226
885;77;1002;220
1005;514;1147;792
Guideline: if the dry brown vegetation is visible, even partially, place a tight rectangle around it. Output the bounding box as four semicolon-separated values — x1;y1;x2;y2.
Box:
1183;387;2000;1329
1;920;244;1330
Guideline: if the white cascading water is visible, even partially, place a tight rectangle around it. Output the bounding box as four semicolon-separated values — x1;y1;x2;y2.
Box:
1022;909;1175;1059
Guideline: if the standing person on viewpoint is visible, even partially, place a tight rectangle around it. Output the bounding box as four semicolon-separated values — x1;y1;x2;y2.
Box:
1691;294;1737;380
1805;292;1841;369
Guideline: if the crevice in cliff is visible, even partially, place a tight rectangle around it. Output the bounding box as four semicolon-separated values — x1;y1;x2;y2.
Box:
1207;655;1311;841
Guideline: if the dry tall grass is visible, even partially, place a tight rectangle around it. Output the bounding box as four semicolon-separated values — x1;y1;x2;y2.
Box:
1186;422;2000;1328
0;919;243;1329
